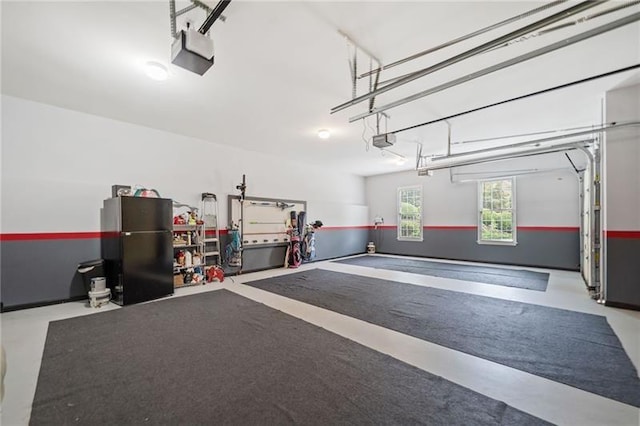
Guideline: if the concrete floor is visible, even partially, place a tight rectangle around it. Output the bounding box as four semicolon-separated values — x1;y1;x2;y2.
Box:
2;254;639;425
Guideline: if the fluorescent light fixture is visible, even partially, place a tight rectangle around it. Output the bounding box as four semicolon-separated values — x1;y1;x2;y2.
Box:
317;129;331;139
145;61;169;81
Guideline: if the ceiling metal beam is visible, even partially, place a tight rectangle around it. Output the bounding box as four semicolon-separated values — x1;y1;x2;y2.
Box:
176;3;200;17
486;0;640;53
331;1;605;114
433;121;639;161
170;0;217;39
357;0;567;80
420;142;591;173
348;11;640;123
387;63;640;135
190;0;212;13
338;30;381;65
377;0;638;88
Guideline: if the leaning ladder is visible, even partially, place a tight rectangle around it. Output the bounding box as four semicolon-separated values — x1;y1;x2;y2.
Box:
201;193;221;267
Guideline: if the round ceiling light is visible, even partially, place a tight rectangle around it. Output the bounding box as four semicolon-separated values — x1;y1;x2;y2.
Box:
145;61;169;81
317;129;331;139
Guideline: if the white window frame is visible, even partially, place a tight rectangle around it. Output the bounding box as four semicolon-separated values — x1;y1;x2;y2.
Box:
397;185;423;241
478;178;517;246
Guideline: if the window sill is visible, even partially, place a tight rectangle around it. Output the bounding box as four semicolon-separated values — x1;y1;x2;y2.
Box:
398;238;424;242
477;240;517;246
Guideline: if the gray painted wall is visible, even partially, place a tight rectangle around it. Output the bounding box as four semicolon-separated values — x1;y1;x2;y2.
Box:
369;228;579;270
605;237;640;309
1;238;101;309
234;244;289;273
314;229;368;261
224;228;368;274
1;229;368;310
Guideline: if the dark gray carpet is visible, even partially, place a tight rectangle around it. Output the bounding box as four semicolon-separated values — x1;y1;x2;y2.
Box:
30;290;549;425
245;269;640;408
334;255;549;291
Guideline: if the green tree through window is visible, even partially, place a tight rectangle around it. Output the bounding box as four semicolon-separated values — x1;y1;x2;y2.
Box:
479;179;516;244
398;186;422;241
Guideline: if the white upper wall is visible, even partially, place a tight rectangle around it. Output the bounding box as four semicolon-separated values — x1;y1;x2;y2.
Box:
366;154;580;228
604;83;640;231
0;95;366;233
367;169;477;227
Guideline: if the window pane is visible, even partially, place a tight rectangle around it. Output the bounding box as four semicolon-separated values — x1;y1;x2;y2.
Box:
398;186;422;240
503;192;512;209
503;211;512;233
478;179;514;243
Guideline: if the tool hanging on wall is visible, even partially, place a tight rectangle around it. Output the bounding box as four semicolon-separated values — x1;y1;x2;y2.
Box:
236;174;246;201
234;174;247;273
248;201;295;210
225;223;242;267
297;211;306;235
285;211;303;268
301;220;323;262
278;202;295;210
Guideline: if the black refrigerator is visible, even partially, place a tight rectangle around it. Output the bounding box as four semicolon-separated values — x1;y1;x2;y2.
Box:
102;196;174;305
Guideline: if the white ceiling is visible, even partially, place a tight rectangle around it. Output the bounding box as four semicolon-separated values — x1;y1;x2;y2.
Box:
2;1;639;176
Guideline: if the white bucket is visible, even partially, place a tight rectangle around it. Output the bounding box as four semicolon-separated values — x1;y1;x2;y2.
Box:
88;288;111;308
90;277;106;292
367;242;376;254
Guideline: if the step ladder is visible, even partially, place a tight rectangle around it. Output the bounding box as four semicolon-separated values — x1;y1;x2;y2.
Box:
201;193;221;267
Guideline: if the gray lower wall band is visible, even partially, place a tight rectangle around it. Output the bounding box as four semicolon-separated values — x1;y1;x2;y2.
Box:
314;229;369;261
226;229;369;273
369;229;580;270
238;245;289;273
605;237;640;309
1;239;101;309
0;229;369;310
0;228;579;309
